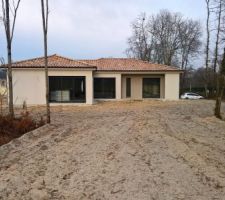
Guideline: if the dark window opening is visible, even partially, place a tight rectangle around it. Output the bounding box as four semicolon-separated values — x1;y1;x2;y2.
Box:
94;78;115;99
49;76;86;103
143;78;160;98
126;78;131;98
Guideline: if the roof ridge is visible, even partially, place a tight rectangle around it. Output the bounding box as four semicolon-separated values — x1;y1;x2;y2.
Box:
53;54;95;67
98;57;132;60
78;58;179;69
132;59;179;69
11;54;56;65
11;54;95;68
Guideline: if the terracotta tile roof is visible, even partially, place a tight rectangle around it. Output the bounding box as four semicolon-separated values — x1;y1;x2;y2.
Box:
8;54;181;72
80;58;181;72
10;54;95;69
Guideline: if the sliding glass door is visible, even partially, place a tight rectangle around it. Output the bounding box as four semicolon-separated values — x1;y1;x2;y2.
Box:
49;76;86;103
94;78;115;99
143;78;160;98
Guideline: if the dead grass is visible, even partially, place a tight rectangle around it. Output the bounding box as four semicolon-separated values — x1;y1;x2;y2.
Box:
0;111;45;146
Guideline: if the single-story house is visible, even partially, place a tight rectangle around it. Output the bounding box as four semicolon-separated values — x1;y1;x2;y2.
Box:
8;54;182;105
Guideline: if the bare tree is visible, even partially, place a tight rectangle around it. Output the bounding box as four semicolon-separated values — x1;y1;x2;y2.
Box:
1;0;21;118
205;0;211;97
151;11;184;65
179;19;202;91
0;57;7;115
203;0;225;118
212;0;224;99
190;67;215;89
215;48;225;119
213;0;223;74
41;0;50;123
126;13;151;61
212;0;225;119
126;10;202;69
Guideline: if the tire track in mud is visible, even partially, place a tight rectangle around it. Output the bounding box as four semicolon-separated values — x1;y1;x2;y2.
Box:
157;109;225;192
124;106;225;199
119;108;195;199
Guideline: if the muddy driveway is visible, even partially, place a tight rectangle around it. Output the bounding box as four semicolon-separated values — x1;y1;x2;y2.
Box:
0;100;225;200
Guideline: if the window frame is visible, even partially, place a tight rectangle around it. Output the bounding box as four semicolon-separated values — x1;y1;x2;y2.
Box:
94;77;116;99
142;78;161;99
49;76;86;103
126;77;131;98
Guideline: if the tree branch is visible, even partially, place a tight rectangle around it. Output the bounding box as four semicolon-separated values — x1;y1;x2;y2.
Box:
10;0;21;43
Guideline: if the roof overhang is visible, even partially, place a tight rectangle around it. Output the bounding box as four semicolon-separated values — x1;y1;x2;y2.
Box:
96;70;184;74
6;66;97;71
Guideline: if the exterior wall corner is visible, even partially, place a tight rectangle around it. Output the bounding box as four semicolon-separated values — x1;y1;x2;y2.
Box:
164;73;180;100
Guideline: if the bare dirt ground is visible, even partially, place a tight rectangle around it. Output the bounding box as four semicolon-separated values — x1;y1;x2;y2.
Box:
0;100;225;200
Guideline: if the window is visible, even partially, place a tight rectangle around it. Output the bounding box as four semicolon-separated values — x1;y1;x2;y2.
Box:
191;93;200;96
49;76;86;103
126;78;131;98
143;78;160;98
94;78;115;99
187;93;198;96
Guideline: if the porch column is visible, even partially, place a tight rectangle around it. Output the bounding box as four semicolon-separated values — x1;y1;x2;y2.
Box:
116;74;122;99
86;71;94;104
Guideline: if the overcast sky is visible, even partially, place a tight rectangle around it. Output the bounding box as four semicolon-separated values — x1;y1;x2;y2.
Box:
0;0;206;62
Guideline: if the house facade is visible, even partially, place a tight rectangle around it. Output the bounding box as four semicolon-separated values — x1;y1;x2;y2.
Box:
10;54;182;105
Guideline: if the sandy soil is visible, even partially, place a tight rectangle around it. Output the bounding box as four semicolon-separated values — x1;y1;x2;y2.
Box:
0;100;225;200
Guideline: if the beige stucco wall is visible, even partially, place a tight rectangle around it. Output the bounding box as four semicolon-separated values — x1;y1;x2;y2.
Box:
121;75;165;99
12;69;180;106
12;69;94;105
12;69;46;105
94;72;122;99
164;73;180;100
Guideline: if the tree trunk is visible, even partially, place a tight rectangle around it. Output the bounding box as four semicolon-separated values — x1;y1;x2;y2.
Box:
205;0;210;98
213;0;222;97
181;72;186;93
180;56;189;93
7;47;14;118
41;0;50;123
6;0;14;118
44;34;50;123
215;76;225;119
215;97;222;119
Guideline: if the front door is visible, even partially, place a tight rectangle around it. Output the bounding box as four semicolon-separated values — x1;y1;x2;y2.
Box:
126;77;131;98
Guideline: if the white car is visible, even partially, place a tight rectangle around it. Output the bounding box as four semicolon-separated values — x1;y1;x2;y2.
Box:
180;92;204;100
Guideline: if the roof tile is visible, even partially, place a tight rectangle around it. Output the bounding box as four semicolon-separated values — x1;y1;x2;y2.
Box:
79;58;180;71
10;54;94;68
9;54;181;72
